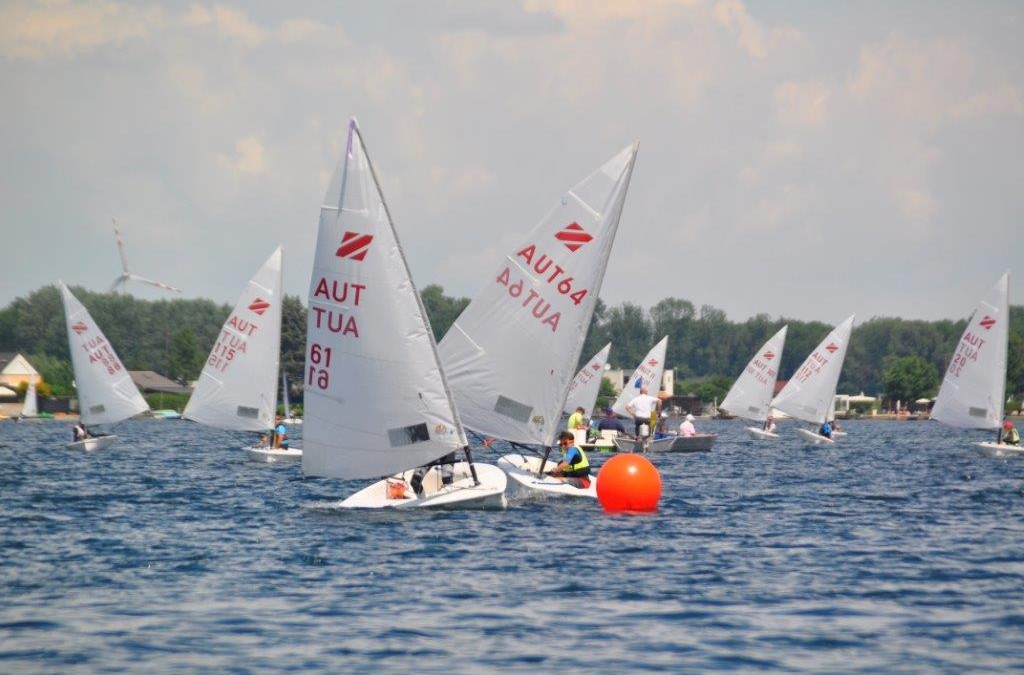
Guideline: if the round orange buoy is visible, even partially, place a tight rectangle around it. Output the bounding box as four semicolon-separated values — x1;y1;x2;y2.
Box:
596;454;661;513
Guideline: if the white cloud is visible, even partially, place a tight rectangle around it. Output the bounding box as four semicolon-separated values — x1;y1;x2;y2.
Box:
774;81;830;127
951;84;1024;120
218;136;266;175
182;4;265;46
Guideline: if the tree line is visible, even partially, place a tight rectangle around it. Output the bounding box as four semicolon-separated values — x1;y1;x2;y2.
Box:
1;284;1021;406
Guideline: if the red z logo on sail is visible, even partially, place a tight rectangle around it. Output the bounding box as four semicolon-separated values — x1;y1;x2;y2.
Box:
72;322;88;334
336;231;373;261
248;298;270;316
554;222;593;252
979;316;996;330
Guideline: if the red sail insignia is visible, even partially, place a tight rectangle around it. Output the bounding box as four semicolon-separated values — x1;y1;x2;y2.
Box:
72;321;88;334
336;231;373;261
554;222;593;252
979;315;996;330
248;298;270;316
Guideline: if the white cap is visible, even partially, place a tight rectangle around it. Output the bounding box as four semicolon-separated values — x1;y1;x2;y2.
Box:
685;414;695;422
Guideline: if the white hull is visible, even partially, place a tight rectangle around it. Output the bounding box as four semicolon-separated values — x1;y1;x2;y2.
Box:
497;453;597;499
339;462;507;509
246;446;303;463
66;435;118;452
282;417;303;425
746;426;780;440
973;441;1024;458
794;428;835;445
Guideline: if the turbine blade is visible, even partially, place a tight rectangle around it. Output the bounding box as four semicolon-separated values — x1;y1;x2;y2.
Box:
113;218;130;272
128;273;182;293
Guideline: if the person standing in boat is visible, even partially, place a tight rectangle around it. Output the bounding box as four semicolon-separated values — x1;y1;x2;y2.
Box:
763;415;777;434
546;431;591;488
625;387;660;438
1002;420;1020;446
819;420;833;439
679;413;697;437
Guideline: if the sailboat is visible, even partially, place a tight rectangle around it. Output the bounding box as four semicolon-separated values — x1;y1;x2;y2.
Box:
931;273;1019;457
182;247;301;463
280;373;302;425
563;342;612;446
720;325;788;440
770;315;855;445
19;382;39;420
610;336;717;452
302;118;506;509
58;281;150;450
439;142;640;498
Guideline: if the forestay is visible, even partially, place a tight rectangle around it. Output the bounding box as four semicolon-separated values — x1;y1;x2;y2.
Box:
719;325;788;422
58;281;149;426
563;343;611;416
183;247;283;431
303;119;467;480
771;315;855;425
931;273;1009;430
611;336;668;418
439;143;639;447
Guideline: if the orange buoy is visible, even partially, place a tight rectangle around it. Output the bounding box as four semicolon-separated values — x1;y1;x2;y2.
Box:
596;454;661;513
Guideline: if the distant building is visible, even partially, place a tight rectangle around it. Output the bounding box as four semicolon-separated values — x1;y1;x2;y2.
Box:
128;371;192;395
0;352;42;389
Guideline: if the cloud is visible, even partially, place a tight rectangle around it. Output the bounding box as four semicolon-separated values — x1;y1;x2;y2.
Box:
0;0;164;59
774;81;830;127
951;84;1024;120
218;136;266;175
182;4;266;47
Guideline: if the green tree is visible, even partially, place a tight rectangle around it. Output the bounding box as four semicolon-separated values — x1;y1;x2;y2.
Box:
28;353;74;396
882;356;938;404
596;376;617;410
420;284;470;342
167;327;203;384
280;294;307;398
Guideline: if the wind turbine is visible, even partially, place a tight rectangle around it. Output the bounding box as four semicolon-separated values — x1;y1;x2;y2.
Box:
108;219;182;294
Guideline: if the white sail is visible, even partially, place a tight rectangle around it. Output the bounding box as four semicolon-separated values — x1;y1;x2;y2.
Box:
21;381;38;418
58;281;149;426
720;325;788;422
183;247;283;431
303;119;467;481
439;143;639;447
563;343;612;416
931;273;1009;430
611;336;669;418
771;315;855;425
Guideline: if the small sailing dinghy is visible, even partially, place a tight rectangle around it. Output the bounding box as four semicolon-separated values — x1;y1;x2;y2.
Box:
931;273;1020;457
439;142;640;499
771;315;855;445
720;326;788;440
183;247;301;463
564;343;612;447
19;382;40;421
280;373;302;425
58;281;150;450
302;119;506;509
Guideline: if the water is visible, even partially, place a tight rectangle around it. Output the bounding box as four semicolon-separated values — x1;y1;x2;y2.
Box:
2;418;1023;673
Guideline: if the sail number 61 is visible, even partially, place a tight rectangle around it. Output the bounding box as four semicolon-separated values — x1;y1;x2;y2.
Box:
308;343;333;389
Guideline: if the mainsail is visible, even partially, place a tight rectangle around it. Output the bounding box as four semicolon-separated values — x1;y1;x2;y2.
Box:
611;336;668;418
771;315;855;426
563;343;612;416
21;382;38;418
931;273;1009;430
719;325;788;422
58;281;149;426
183;247;283;431
439;143;639;447
302;119;467;480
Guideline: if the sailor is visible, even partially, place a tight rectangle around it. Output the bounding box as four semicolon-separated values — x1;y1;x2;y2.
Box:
678;413;697;437
1002;419;1020;446
819;420;833;439
763;415;777;434
625;387;660;438
566;406;586;432
273;415;288;449
73;421;89;441
597;406;627;434
546;431;591;488
410;452;456;497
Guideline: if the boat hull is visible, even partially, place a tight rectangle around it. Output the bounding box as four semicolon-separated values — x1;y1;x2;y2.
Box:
973;441;1024;458
66;435;118;452
340;462;507;509
613;434;716;453
497;454;597;499
746;427;780;440
246;446;303;463
794;428;835;445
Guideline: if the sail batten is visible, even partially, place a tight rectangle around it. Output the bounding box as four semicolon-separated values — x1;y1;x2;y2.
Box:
439;142;639;447
302;119;467;481
931;273;1009;431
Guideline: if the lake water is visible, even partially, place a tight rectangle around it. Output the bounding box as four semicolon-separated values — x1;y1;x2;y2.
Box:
2;418;1023;673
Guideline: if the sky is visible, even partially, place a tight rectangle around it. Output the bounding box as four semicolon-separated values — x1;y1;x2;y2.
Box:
2;0;1022;325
